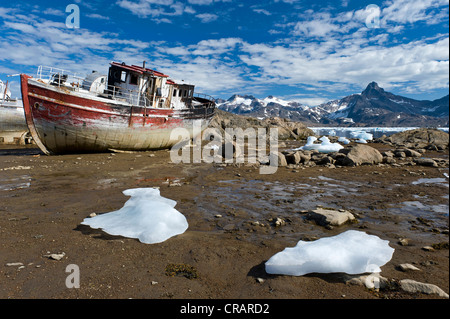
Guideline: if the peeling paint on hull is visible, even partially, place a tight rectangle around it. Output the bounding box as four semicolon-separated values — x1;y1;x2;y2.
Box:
21;75;215;154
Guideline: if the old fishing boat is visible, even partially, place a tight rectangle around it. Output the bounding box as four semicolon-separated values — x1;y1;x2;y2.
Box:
20;62;215;154
0;79;30;144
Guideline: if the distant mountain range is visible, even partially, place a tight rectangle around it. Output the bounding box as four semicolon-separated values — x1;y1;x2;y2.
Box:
216;82;449;127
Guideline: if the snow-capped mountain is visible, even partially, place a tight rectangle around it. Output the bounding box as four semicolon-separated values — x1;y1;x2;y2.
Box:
217;94;312;122
216;82;449;127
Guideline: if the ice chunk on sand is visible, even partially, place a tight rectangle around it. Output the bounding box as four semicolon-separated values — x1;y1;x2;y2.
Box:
338;136;350;145
81;188;188;244
265;230;394;276
296;136;343;153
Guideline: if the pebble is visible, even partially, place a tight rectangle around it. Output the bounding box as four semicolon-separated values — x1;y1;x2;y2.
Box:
6;262;23;267
398;263;421;272
44;252;66;260
169;182;182;187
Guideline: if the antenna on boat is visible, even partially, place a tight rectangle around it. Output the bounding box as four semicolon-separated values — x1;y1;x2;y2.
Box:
143;60;146;69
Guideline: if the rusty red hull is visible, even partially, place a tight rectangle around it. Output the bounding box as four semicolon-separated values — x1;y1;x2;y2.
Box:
20;74;215;154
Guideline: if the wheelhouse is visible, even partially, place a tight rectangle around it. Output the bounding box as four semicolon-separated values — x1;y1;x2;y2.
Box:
107;62;195;109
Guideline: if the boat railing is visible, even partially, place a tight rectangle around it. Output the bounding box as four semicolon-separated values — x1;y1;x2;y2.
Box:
193;93;216;108
34;66;215;110
36;66;149;107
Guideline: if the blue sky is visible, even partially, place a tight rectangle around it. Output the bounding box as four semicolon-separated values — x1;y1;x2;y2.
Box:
0;0;448;106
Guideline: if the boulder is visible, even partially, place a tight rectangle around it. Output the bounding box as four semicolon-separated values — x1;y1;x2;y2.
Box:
383;157;396;164
396;148;422;157
400;279;449;298
336;144;383;166
269;151;287;167
298;151;311;163
284;151;301;165
413;158;438;167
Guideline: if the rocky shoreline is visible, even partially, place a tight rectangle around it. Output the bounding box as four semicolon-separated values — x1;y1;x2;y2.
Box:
0;119;448;300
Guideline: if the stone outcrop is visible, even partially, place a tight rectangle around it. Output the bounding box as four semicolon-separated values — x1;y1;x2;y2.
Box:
377;128;449;150
209;109;314;141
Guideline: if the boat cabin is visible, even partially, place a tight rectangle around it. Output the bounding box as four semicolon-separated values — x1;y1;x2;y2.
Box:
106;62;195;109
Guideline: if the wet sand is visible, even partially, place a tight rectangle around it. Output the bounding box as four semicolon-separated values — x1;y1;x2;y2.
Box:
0;142;448;301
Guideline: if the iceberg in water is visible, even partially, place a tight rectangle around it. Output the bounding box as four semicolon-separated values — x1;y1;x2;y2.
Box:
265;230;394;276
295;136;344;153
81;188;188;244
337;136;350;145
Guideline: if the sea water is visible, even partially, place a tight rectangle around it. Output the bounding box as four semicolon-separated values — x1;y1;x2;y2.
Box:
309;127;449;139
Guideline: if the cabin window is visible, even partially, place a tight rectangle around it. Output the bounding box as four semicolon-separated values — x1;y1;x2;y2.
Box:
130;74;138;85
183;90;187;97
121;71;127;82
173;89;177;97
178;90;182;97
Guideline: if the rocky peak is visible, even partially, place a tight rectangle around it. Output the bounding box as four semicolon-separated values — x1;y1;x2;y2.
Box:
362;81;385;97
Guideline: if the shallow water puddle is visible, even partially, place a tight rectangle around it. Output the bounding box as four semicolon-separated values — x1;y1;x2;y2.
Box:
202;176;370;219
412;177;448;186
0;175;32;191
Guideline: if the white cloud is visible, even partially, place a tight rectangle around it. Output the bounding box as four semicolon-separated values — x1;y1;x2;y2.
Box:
0;1;448;99
289;97;330;107
196;13;218;23
42;8;65;16
253;9;271;16
0;12;150;78
188;0;213;4
116;0;190;18
238;35;449;93
86;13;111;20
382;0;449;24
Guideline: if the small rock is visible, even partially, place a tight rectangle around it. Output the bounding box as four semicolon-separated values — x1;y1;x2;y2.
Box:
223;224;236;231
271;217;286;227
342;273;389;289
398;263;421;272
307;208;355;226
6;262;24;267
256;278;265;283
45;252;66;260
169;182;182;187
398;238;410;246
422;246;435;252
89;213;97;217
